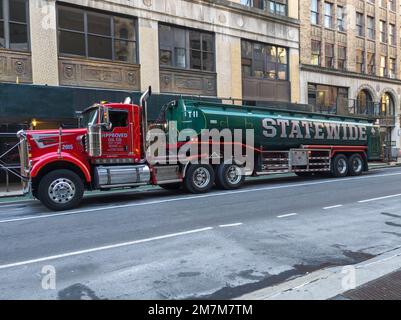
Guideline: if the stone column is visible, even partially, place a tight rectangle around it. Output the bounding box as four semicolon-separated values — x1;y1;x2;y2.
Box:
288;0;299;20
29;0;59;86
289;48;301;103
138;17;160;93
215;34;242;102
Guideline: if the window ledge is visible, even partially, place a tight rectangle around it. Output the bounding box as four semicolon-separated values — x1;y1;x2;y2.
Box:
160;66;217;76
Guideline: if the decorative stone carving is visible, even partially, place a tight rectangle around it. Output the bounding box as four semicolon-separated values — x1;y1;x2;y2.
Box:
59;56;140;91
219;13;227;24
0;49;32;83
143;0;152;7
160;67;217;96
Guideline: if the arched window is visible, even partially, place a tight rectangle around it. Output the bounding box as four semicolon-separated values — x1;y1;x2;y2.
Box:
356;89;373;114
380;93;395;117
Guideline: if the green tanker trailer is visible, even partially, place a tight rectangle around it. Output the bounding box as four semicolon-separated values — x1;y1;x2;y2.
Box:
159;98;381;188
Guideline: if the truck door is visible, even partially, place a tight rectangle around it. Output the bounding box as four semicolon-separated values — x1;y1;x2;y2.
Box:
101;109;131;158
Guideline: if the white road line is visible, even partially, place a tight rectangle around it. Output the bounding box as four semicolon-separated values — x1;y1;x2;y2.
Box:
1;171;401;225
218;223;243;228
358;193;401;203
323;205;343;210
277;213;298;218
0;227;213;270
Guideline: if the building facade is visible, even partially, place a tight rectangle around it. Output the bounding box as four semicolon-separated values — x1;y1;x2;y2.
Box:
0;0;300;132
299;0;401;159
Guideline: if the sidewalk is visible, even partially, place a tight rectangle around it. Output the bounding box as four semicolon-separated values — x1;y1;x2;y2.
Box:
333;268;401;300
369;161;401;170
237;246;401;300
0;182;24;198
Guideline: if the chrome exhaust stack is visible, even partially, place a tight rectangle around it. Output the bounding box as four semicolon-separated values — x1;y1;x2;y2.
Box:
140;86;152;159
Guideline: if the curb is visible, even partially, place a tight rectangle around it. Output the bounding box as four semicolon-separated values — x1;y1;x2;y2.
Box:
236;246;401;300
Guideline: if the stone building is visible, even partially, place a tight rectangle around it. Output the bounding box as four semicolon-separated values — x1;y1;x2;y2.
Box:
299;0;401;159
0;0;300;134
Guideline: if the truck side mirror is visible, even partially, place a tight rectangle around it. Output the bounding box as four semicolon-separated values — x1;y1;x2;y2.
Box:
100;107;112;130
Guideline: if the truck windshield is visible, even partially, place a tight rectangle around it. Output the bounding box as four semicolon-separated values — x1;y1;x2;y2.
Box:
81;108;99;127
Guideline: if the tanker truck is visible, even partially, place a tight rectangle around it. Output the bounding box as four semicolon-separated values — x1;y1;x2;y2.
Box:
17;88;381;211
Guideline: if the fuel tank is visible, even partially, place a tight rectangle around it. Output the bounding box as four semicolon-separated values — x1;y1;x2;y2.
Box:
163;99;382;160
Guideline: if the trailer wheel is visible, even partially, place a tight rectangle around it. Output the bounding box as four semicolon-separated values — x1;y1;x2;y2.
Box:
160;183;182;190
331;154;349;178
348;154;364;176
38;169;84;211
184;164;215;194
215;164;245;190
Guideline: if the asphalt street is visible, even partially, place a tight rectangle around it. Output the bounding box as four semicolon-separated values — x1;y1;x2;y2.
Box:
0;167;401;299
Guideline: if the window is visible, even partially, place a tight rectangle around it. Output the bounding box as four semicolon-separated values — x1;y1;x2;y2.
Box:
356;50;365;73
311;0;320;25
337;46;346;70
241;40;288;80
239;0;264;9
308;83;349;114
356;13;364;37
109;110;128;128
311;40;321;65
380;0;386;7
0;0;29;51
356;90;373;114
58;5;137;63
389;24;396;46
389;58;396;78
325;43;334;68
381;93;395;116
388;0;396;11
324;2;333;28
0;0;5;48
367;52;375;75
159;24;215;72
337;6;345;32
380;20;387;43
367;16;375;39
380;55;387;77
267;0;287;16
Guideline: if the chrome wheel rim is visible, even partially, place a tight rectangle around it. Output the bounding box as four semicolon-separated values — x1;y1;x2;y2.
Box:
193;167;211;189
226;165;242;185
352;158;363;173
48;178;76;204
337;158;348;175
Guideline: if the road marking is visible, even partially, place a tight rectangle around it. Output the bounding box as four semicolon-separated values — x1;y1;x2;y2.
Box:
219;223;243;228
358;193;401;203
0;227;213;270
323;205;343;210
1;171;401;225
277;213;298;218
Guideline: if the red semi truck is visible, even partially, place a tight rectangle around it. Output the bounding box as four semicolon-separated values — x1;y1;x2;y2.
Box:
17;88;381;211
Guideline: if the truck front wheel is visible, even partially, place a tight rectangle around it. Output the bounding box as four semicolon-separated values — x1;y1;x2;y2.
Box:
38;169;84;211
331;154;349;178
184;164;215;194
215;164;245;190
